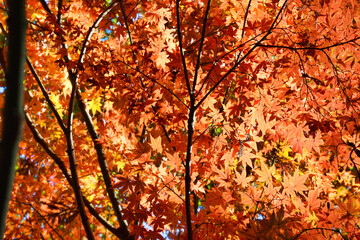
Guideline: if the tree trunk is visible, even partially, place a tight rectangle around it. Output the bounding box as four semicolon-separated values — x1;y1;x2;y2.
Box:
0;0;26;237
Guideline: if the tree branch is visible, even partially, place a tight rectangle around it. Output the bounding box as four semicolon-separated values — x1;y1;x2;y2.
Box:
25;112;71;182
196;0;289;109
242;0;252;39
37;0;71;63
184;75;197;239
26;57;67;133
38;0;53;15
25;112;122;237
258;36;360;51
39;2;133;237
195;31;267;98
117;58;189;108
76;90;133;240
57;0;63;24
65;72;95;239
291;227;347;240
17;198;64;240
119;0;177;153
68;4;134;239
176;0;192;95
34;2;134;237
76;1;119;73
192;0;212;92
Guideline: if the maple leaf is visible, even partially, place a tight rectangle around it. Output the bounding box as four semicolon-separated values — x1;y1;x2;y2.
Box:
62;79;72;97
288;123;306;140
88;96;102;115
49;93;63;118
282;169;308;197
306;189;320;209
115;159;126;171
306;211;319;227
150;135;163;153
192;181;205;194
239;150;255;169
255;161;275;183
291;138;303;154
235;170;253;188
323;131;343;146
165;152;182;171
337;198;360;217
151;51;170;70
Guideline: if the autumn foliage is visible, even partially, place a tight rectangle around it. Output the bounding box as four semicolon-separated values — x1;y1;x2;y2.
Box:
1;0;360;239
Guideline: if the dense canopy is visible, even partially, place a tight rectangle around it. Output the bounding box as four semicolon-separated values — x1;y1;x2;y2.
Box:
1;0;360;239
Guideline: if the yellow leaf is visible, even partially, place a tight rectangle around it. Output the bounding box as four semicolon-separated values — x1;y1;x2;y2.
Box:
49;93;63;118
88;96;102;115
116;160;126;171
306;211;319;227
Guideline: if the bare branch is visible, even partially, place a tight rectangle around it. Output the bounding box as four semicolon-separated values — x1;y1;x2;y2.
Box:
184;94;196;240
25;112;122;237
242;0;252;39
54;3;133;238
26;57;67;133
65;72;95;239
193;0;212;92
17;197;64;240
176;0;192;94
195;31;268;98
76;1;119;72
25;112;71;183
258;36;360;51
321;49;360;117
75;90;133;240
196;0;289;109
117;58;189;108
38;0;53;15
57;0;63;24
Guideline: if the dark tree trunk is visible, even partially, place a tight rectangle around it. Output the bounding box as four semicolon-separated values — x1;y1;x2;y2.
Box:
0;0;26;237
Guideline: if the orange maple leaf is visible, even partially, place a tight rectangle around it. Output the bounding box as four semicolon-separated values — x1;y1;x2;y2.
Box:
151;51;169;70
150;135;163;153
255;161;275;183
282;169;308;197
235;170;253;188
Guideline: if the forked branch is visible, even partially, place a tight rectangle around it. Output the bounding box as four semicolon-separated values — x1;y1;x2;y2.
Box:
24;112;122;237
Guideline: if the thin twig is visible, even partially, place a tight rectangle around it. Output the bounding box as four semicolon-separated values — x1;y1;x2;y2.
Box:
76;1;119;73
196;0;289;109
117;58;189;108
192;0;212;92
176;0;192;94
257;36;360;51
291;227;347;240
242;0;252;39
26;57;67;133
195;31;267;98
16;198;64;240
